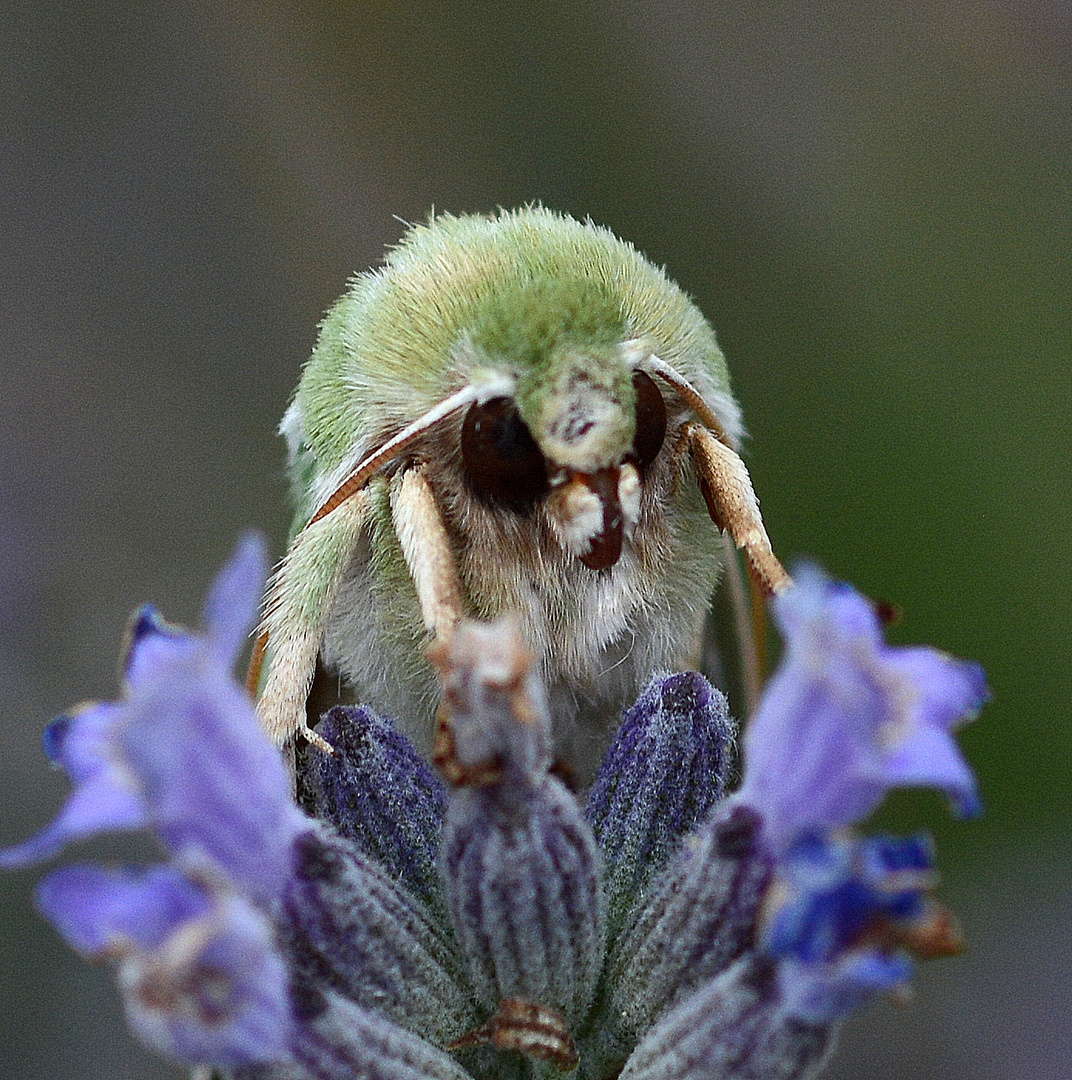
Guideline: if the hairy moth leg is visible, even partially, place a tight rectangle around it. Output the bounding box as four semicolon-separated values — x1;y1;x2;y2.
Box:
685;422;791;597
391;465;464;642
254;489;369;749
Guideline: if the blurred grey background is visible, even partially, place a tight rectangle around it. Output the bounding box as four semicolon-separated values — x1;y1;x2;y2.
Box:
1;2;1069;1077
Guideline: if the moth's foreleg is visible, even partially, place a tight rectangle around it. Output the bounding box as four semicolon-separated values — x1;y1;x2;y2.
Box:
391;465;464;642
255;490;369;749
685;423;791;597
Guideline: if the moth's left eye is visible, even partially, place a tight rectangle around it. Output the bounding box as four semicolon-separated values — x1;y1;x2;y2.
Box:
461;397;550;511
630;369;667;470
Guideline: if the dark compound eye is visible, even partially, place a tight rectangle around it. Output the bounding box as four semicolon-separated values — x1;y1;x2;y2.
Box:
461;397;550;511
630;369;667;470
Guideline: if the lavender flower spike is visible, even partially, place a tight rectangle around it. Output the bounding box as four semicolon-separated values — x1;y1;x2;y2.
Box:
5;537;989;1080
436;618;605;1064
736;562;987;854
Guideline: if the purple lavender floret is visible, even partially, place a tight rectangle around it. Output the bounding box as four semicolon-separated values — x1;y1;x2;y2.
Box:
765;832;934;966
1;534;307;902
112;889;292;1065
586;671;734;936
761;831;941;1027
297;705;446;912
1;536;303;1066
0;701;145;867
37;863;211;954
735;562;987;854
3;545;986;1080
38;861;292;1065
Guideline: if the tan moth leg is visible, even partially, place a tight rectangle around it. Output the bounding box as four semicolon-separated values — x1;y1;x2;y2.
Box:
255;490;369;750
685;423;791;597
391;465;464;643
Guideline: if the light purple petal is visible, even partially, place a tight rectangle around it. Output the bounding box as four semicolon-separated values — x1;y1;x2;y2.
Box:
201;533;268;673
126;534;265;687
121;658;305;906
0;704;145;867
36;863;210;953
117;892;292;1066
883;646;988;730
0;776;146;868
123;607;196;687
736;563;986;851
778;951;913;1024
44;703;124;779
38;862;292;1067
882;722;981;816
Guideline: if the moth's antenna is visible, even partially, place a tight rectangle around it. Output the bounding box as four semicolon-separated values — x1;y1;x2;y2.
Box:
646;355;733;446
309;377;512;525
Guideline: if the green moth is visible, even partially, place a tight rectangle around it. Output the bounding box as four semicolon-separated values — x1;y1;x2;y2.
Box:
253;207;788;778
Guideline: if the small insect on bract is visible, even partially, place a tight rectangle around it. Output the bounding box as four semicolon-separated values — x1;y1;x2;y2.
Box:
252;208;788;780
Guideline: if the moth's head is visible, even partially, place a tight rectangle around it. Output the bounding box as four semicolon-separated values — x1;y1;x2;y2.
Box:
455;279;668;570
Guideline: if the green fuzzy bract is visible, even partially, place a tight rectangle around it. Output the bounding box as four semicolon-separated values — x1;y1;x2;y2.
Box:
292;207;731;483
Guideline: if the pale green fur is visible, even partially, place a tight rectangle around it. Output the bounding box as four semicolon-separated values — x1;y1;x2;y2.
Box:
289;207;736;528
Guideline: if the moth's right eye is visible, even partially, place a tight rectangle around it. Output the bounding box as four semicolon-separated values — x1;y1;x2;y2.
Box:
630;369;667;471
461;398;550;511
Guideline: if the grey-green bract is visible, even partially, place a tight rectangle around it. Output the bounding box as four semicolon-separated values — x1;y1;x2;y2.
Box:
257;207;784;780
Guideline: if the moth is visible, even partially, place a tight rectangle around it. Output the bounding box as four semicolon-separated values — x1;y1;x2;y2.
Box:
251;208;789;780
